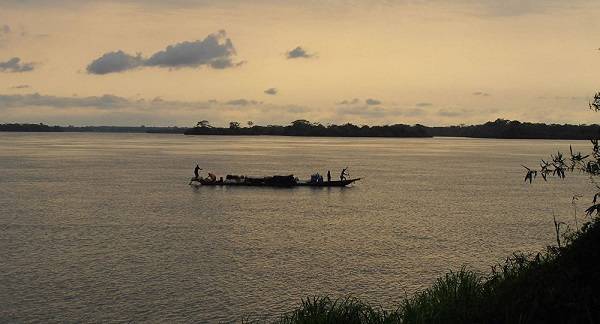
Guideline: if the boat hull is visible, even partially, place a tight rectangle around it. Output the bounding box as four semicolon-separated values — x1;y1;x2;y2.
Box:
190;178;360;188
296;179;360;187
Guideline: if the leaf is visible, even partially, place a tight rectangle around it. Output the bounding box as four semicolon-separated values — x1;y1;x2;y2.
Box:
585;204;600;216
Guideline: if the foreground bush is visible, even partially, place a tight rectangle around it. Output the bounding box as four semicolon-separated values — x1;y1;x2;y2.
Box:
272;217;600;323
277;297;400;324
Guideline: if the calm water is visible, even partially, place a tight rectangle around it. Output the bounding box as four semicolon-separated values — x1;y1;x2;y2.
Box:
0;133;592;322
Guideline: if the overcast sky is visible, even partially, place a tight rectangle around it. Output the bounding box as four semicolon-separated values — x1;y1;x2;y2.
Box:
0;0;599;126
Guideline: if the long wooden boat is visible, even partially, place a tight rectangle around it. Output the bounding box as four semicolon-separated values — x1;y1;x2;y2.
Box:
296;179;360;187
189;177;360;188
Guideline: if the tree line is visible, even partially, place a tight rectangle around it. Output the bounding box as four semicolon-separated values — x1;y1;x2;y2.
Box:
429;119;600;140
3;118;600;139
0;123;63;132
186;118;600;139
185;119;430;137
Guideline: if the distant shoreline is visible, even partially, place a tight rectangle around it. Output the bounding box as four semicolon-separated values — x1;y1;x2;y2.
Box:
2;119;599;140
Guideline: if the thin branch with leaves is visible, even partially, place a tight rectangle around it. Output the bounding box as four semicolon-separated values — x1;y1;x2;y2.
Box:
523;92;600;219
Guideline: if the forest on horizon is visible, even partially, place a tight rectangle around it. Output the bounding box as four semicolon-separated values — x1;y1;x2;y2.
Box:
1;118;599;140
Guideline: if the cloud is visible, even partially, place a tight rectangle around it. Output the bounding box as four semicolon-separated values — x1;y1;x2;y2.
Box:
469;0;570;17
365;98;382;105
0;92;319;127
286;46;314;59
437;108;472;117
0;24;9;44
337;105;387;118
10;84;30;89
541;95;588;101
337;105;424;118
0;24;49;45
87;30;239;74
472;91;491;97
225;99;261;106
86;51;143;74
337;98;382;105
1;0;596;18
335;98;423;118
144;30;235;68
0;57;34;72
282;105;308;114
208;58;236;69
0;93;131;109
337;98;360;105
416;102;433;107
400;108;426;117
264;88;278;95
0;93;215;110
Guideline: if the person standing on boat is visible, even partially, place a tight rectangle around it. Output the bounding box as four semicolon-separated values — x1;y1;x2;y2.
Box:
340;167;349;181
194;164;202;180
327;170;331;182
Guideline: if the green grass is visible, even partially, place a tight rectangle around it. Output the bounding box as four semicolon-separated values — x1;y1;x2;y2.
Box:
277;296;400;324
266;217;600;323
399;268;485;323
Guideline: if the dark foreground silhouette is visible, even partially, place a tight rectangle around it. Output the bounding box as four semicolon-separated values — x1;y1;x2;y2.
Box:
270;216;600;323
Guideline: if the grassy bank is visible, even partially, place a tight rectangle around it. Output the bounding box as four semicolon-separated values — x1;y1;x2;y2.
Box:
272;217;600;323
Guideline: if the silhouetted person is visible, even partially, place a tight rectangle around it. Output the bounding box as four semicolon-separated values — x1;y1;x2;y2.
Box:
340;167;349;181
327;170;331;182
194;164;201;179
188;164;203;185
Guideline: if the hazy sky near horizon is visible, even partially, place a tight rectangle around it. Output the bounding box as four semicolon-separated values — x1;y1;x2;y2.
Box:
0;0;599;126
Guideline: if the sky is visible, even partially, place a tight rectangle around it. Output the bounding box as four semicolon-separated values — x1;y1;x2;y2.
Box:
0;0;599;127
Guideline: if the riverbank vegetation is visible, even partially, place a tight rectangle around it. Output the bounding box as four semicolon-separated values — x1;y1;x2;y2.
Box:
428;119;600;139
3;119;600;139
0;123;185;133
0;123;63;132
186;119;600;139
273;215;600;323
185;119;431;137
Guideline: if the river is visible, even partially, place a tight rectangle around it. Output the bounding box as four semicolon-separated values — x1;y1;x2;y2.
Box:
0;133;591;322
